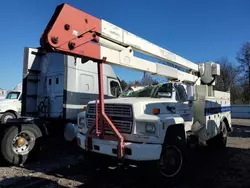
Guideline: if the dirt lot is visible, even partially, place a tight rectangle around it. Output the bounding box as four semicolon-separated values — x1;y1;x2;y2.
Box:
0;119;250;188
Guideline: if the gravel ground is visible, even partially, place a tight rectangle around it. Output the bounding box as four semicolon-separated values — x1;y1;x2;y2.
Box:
0;119;249;188
0;135;85;188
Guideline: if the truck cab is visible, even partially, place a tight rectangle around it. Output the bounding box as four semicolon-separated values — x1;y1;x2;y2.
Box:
77;81;193;138
0;87;22;123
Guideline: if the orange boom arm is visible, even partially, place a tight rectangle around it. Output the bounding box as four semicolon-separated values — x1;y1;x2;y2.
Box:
40;3;102;60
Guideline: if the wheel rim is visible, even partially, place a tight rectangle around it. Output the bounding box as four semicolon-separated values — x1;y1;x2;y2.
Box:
221;124;227;144
158;145;183;178
12;131;35;155
222;125;227;138
4;115;14;123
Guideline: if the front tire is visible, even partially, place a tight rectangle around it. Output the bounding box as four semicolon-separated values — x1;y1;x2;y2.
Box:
1;124;42;165
158;144;183;178
1;112;16;124
158;135;187;180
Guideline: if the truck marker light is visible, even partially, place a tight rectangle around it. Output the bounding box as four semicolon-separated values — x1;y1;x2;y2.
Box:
153;108;160;115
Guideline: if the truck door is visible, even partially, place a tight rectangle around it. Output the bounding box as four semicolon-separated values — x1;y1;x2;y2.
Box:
46;74;63;117
52;74;64;116
175;83;193;130
107;78;121;98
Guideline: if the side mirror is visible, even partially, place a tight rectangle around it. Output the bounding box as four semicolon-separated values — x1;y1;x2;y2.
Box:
114;87;121;98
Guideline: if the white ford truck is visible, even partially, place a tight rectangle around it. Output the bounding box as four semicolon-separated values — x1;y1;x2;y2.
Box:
39;3;232;179
75;78;231;178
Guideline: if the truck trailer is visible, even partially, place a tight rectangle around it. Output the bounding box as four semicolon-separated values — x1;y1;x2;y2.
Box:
0;47;121;165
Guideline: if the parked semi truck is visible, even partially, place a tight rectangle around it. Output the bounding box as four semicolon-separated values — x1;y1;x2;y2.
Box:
0;47;122;165
37;3;232;179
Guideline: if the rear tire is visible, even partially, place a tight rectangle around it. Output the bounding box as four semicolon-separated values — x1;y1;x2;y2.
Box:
1;124;42;165
207;121;227;148
1;112;16;124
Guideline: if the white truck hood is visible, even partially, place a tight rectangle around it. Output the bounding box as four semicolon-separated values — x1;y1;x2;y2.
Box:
0;99;18;107
0;99;11;105
0;99;19;113
86;97;182;120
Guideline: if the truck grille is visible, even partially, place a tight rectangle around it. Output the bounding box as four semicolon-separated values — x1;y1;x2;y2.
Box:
87;104;132;118
86;118;132;134
86;104;133;134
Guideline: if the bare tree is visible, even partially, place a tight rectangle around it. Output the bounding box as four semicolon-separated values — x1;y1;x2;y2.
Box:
127;73;159;87
120;80;128;90
140;73;159;86
214;57;240;103
128;80;140;87
230;84;244;104
236;42;250;103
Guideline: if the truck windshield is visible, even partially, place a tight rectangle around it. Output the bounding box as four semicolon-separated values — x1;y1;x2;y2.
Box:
119;83;174;98
5;92;20;99
119;85;157;98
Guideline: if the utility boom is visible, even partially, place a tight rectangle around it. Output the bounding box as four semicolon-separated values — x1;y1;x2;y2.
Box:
40;3;218;84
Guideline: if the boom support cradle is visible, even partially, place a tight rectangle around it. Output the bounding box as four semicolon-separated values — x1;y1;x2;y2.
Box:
85;57;124;158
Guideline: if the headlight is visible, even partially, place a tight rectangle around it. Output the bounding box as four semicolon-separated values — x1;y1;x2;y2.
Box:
145;123;156;133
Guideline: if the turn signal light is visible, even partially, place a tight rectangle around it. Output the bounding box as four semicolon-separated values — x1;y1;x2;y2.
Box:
83;106;87;111
152;108;160;115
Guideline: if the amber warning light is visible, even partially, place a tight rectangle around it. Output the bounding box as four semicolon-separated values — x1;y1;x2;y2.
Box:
152;108;160;115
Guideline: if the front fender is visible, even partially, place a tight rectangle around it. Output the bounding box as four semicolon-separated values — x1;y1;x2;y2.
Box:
158;114;185;143
0;105;18;114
